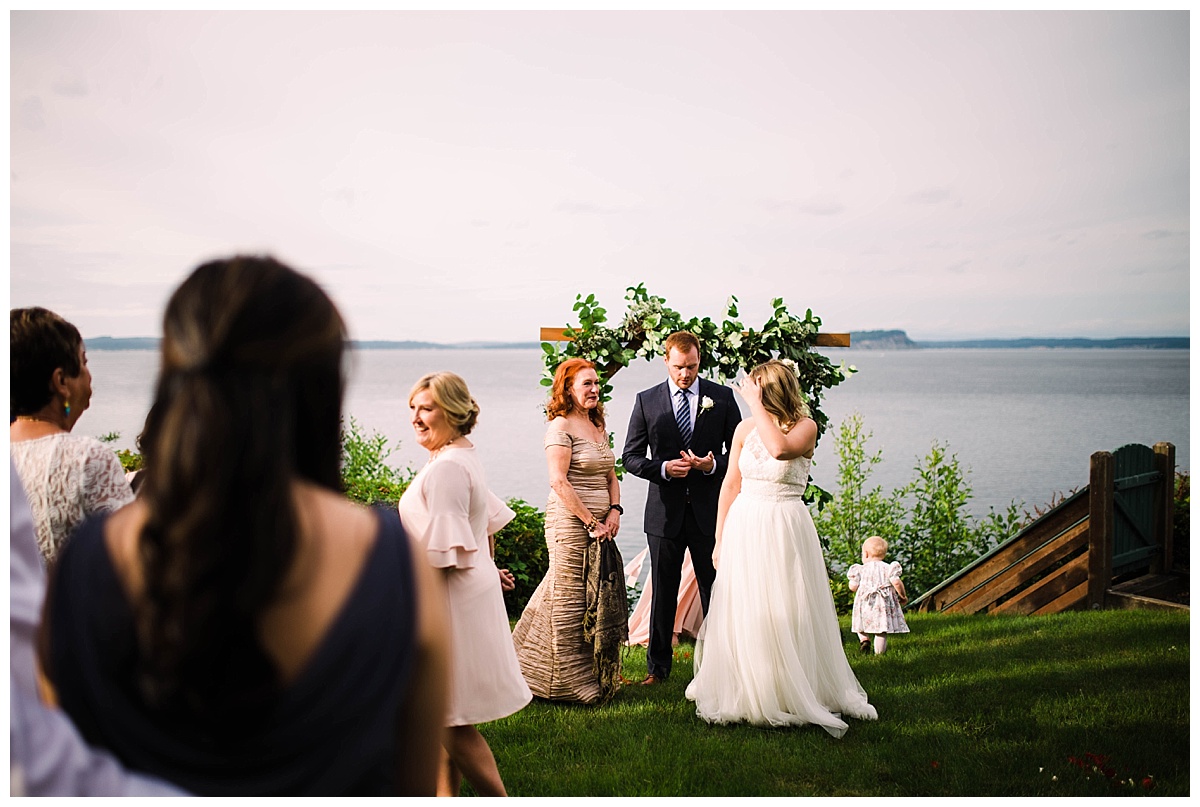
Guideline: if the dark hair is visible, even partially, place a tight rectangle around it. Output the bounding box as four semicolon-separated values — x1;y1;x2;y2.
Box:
136;256;346;730
545;357;605;430
10;307;84;421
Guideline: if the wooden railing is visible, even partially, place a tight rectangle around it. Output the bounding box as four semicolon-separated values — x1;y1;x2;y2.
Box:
912;492;1090;615
910;442;1182;616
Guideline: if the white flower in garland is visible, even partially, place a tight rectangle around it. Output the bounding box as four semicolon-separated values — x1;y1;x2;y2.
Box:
779;357;800;377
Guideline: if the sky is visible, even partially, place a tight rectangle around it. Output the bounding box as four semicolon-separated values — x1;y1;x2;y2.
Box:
8;10;1191;343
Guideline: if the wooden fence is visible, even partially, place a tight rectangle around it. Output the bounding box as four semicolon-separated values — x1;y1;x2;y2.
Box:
910;442;1183;615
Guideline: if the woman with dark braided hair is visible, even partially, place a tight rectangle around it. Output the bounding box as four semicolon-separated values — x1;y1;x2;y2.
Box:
41;256;450;795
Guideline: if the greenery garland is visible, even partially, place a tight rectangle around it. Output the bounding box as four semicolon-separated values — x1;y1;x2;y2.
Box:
541;283;854;439
540;284;856;505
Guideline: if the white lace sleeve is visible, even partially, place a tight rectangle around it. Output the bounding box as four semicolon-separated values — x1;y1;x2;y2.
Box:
81;439;135;515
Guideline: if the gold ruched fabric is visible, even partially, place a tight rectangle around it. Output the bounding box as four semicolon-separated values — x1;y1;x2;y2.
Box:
512;431;623;704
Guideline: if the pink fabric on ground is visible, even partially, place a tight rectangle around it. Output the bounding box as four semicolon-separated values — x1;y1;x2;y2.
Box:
624;548;704;646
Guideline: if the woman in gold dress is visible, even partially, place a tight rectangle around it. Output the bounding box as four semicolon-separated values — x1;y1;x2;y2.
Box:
512;358;626;704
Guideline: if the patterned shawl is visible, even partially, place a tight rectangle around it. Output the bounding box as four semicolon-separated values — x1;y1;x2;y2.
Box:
581;538;627;703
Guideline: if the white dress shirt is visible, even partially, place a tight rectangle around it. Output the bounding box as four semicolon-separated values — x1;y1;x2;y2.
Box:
659;383;714;479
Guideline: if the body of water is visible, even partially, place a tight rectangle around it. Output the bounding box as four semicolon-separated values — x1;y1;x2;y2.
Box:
79;348;1190;565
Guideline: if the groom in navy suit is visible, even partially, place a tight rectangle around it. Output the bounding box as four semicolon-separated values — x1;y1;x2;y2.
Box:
623;331;741;685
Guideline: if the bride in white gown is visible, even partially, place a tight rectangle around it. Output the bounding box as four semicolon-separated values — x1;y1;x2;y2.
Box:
685;360;877;736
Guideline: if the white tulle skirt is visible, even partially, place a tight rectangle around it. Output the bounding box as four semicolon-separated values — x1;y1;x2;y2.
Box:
684;489;877;736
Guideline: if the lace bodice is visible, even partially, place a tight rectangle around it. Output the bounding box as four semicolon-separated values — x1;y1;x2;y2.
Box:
738;428;811;501
10;433;134;564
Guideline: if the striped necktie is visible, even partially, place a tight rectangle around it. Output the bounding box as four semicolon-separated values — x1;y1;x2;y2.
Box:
675;389;692;446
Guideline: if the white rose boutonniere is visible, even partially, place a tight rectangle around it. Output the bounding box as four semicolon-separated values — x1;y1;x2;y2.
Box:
699;395;714;415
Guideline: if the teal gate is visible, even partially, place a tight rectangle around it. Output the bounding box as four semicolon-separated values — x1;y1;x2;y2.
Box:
1110;443;1161;575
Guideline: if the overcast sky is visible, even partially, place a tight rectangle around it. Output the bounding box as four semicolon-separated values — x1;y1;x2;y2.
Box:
9;10;1190;342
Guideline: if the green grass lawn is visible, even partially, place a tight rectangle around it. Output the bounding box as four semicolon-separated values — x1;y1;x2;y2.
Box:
478;609;1188;797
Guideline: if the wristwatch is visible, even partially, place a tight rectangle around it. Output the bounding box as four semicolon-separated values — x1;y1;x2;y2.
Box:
609;503;624;514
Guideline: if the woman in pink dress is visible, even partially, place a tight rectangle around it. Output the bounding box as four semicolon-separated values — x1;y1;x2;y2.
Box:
398;372;531;797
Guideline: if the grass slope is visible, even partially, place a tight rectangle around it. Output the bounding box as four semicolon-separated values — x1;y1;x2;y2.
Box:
478;610;1188;797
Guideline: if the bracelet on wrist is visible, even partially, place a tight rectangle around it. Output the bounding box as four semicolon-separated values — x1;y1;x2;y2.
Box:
585;516;600;531
608;503;624;515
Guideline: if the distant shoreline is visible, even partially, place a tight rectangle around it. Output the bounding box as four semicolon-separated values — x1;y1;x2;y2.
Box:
85;332;1190;351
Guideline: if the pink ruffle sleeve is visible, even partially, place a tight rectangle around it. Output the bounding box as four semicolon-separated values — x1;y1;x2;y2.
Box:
486;491;515;535
419;459;480;570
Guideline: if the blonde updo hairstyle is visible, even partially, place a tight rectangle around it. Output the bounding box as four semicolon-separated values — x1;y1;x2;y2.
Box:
748;359;810;433
409;371;480;436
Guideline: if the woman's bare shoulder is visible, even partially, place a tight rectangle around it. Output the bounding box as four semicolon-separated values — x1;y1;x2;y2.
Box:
304;483;377;534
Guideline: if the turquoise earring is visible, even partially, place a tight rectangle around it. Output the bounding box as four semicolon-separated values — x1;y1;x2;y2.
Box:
64;399;71;417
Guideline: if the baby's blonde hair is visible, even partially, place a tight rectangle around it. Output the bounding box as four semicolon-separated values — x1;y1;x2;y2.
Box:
863;535;888;559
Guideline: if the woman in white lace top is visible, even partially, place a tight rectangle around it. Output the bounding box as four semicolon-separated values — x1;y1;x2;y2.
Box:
10;308;134;564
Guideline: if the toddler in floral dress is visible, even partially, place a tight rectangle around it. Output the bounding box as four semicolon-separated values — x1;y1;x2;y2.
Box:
847;536;909;655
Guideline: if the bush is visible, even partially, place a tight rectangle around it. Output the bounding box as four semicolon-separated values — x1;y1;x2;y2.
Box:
97;431;143;473
812;412;1023;608
115;449;144;473
891;440;1022;599
812;413;905;576
1173;471;1189;569
827;575;855;616
340;417;414;505
492;498;548;617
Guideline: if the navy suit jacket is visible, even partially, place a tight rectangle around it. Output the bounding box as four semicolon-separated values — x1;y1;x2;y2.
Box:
622;378;741;539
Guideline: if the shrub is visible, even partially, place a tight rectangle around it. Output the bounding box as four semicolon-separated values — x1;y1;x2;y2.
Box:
492;498;548;617
1173;471;1189;569
97;431;142;473
340;417;414;505
827;575;855;616
891;440;1022;598
812;413;905;575
115;449;144;473
812;412;1023;608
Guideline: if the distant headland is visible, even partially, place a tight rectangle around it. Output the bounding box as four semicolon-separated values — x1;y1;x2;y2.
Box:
85;331;1189;351
849;330;1189;350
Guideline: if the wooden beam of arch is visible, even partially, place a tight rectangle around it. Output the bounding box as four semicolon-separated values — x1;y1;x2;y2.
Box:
539;327;851;348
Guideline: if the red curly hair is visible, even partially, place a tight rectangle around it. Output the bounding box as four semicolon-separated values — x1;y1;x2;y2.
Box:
546;357;606;429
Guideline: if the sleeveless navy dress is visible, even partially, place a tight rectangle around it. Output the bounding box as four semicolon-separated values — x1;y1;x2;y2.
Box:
45;507;418;795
